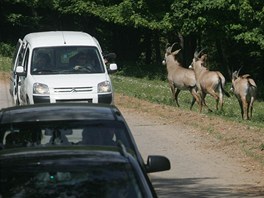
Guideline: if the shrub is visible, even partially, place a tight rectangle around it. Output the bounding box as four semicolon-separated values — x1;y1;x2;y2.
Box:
0;42;15;57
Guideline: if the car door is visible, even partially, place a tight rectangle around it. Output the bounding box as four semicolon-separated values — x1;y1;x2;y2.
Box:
18;47;30;105
9;39;25;105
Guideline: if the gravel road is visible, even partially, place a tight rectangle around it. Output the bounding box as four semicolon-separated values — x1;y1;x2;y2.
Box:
1;73;263;197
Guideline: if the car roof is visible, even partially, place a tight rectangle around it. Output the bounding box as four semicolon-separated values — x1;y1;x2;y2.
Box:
23;31;101;50
0;103;124;124
0;146;130;162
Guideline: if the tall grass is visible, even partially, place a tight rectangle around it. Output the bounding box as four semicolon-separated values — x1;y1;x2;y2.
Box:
111;74;264;128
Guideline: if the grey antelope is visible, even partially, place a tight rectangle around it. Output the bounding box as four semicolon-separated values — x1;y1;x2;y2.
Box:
162;44;200;110
190;50;230;112
231;70;257;120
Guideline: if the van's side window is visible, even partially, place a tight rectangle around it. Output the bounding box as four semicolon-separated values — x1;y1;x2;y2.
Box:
17;44;26;68
12;41;22;67
23;49;30;73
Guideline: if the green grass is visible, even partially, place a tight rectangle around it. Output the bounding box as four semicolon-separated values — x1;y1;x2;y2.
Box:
111;74;264;128
0;56;12;72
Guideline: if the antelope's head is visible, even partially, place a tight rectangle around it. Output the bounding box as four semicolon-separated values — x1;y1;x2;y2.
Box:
189;49;207;69
162;43;181;65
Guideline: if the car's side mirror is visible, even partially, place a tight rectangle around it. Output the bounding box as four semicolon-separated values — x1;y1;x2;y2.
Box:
15;66;26;76
146;155;171;173
108;63;118;74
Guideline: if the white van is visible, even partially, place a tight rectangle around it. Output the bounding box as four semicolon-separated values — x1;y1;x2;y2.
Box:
9;31;117;105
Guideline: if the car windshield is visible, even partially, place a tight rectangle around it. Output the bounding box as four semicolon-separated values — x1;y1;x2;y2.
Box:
31;46;105;75
0;120;133;151
0;156;146;197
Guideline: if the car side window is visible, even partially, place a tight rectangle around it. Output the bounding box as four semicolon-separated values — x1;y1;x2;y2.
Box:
12;40;22;68
23;48;30;73
0;122;133;150
17;43;26;68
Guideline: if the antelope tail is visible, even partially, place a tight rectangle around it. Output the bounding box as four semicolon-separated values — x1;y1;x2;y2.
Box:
219;77;231;97
248;78;257;88
223;87;231;97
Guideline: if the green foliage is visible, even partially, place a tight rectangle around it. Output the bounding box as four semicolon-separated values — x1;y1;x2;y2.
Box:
1;0;264;84
0;56;12;72
0;49;12;71
0;43;15;57
55;0;172;30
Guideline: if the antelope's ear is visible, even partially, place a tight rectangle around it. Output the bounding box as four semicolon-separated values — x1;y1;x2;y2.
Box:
201;54;207;61
172;49;181;56
241;74;251;79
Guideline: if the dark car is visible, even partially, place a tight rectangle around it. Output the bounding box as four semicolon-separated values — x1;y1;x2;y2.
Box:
0;145;158;197
0;103;170;174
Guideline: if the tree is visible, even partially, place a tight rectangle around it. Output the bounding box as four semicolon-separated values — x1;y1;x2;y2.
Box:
1;0;263;84
170;0;264;81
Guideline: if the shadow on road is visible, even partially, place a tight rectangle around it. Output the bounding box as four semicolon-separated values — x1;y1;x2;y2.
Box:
151;176;264;198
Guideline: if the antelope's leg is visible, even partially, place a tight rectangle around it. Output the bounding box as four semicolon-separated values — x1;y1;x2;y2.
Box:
246;102;250;120
190;88;200;110
238;99;244;119
207;89;219;111
241;97;248;120
196;90;203;113
175;89;181;107
218;88;224;110
200;92;207;113
249;96;255;119
201;92;213;112
169;81;175;100
190;96;196;110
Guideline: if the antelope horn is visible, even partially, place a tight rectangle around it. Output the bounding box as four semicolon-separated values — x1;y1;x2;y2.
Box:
232;70;238;79
194;47;205;59
237;65;243;76
166;43;172;53
166;42;177;53
196;48;206;58
171;42;177;50
166;43;170;52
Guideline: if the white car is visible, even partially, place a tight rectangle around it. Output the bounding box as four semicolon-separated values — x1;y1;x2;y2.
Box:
9;31;117;105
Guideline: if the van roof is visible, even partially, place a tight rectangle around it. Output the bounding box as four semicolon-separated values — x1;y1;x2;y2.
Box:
23;31;101;51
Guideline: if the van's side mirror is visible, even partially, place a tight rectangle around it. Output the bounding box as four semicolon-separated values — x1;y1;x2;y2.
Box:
15;66;26;76
108;63;118;74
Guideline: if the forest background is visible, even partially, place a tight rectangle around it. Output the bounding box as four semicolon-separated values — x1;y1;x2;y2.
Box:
0;0;263;97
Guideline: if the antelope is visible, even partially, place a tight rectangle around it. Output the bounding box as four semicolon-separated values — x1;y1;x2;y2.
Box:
231;70;257;120
162;44;200;110
190;50;230;113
